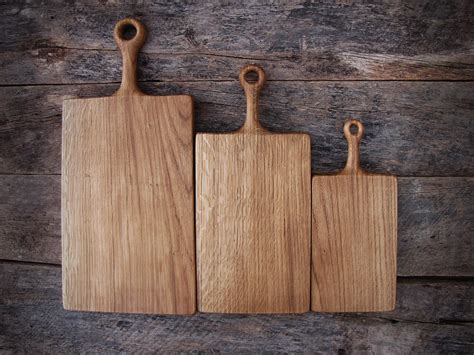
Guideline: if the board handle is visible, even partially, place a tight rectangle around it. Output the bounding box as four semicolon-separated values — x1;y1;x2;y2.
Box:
341;119;366;175
239;64;266;132
113;18;147;96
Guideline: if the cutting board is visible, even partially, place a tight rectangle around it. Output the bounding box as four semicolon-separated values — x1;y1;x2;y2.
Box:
196;65;311;313
62;18;195;314
312;119;397;312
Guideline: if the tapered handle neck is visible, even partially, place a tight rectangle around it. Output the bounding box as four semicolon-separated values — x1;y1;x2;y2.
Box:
113;18;147;96
238;64;266;133
341;119;366;175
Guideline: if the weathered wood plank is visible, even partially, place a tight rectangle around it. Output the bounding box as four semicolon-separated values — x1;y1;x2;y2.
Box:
0;262;472;353
2;48;474;86
1;81;473;176
1;175;472;277
1;1;473;83
398;178;474;277
0;175;60;264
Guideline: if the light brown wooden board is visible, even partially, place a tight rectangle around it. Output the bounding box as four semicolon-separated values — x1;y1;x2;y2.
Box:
312;120;397;312
62;19;195;314
196;65;311;313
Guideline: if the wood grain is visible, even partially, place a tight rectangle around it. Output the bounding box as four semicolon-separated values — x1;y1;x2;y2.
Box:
1;81;473;176
62;19;195;314
1;261;473;353
196;65;311;313
1;1;473;83
312;120;397;312
1;176;472;277
0;1;473;351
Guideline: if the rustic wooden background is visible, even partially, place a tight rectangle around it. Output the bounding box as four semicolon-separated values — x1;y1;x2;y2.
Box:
1;1;473;353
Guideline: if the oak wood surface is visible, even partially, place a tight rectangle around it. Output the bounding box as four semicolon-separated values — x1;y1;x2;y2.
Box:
196;65;311;313
312;120;397;312
62;19;195;314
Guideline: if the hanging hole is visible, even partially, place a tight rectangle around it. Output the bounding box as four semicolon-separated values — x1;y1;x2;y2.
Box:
350;123;359;135
244;70;259;84
119;24;137;40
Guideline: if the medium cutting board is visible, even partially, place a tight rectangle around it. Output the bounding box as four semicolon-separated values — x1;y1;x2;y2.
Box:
196;65;311;313
62;18;195;314
312;119;397;312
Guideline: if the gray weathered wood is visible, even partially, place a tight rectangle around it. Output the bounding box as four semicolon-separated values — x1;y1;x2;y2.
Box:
0;261;472;353
1;175;472;277
398;177;474;277
2;48;474;86
1;81;473;176
0;175;59;264
1;1;473;84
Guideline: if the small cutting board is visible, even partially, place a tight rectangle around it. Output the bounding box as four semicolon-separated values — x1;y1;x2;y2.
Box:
62;19;195;314
196;65;311;313
312;120;397;312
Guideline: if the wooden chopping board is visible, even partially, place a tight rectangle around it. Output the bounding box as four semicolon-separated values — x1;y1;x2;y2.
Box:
62;19;195;314
312;119;397;312
196;65;311;313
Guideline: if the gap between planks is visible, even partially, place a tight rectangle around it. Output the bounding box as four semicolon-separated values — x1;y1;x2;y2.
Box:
1;79;474;89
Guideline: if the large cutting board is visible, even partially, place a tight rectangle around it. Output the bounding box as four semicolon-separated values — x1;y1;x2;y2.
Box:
62;19;195;314
196;65;311;313
312;119;397;312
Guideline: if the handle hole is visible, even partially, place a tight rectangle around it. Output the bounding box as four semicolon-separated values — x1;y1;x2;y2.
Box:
244;70;259;84
350;123;359;135
119;24;137;40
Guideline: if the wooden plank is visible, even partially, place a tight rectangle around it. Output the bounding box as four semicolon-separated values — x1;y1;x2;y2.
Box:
0;261;472;353
312;120;397;312
1;81;473;176
1;1;473;83
0;175;60;264
398;177;474;276
1;175;472;277
2;48;474;86
196;65;310;313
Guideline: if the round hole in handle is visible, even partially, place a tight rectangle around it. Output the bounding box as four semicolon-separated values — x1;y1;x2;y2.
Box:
244;70;259;83
118;23;137;40
349;123;359;135
113;18;147;47
239;64;266;90
343;119;364;141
